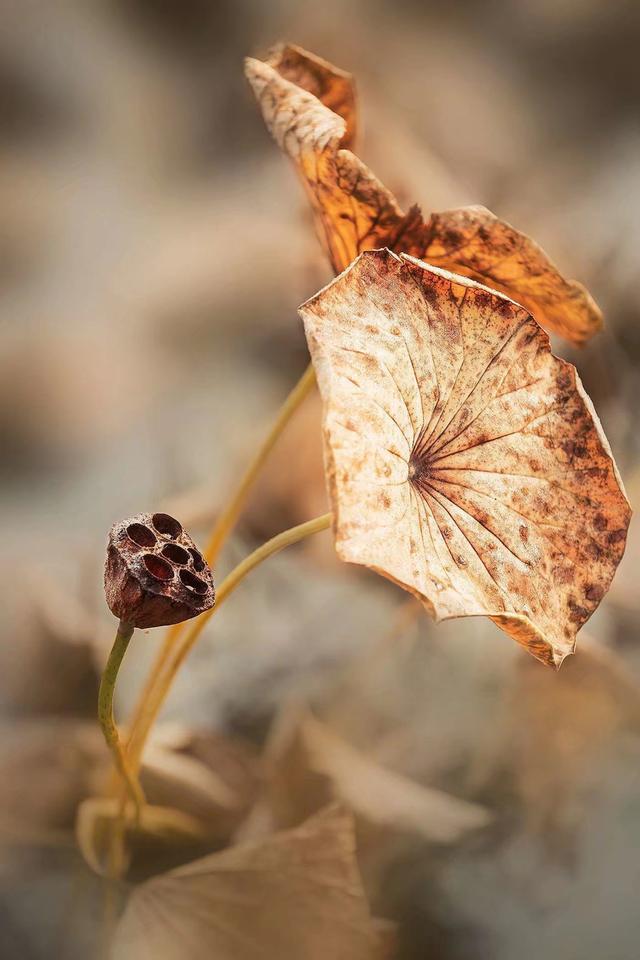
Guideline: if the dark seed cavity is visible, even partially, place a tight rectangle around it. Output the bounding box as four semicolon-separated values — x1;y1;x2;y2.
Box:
189;547;205;572
127;523;157;548
162;543;190;565
143;554;174;581
152;513;183;539
180;569;208;595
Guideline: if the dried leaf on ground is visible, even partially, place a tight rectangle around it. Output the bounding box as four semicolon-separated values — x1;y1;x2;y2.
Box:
1;574;99;716
140;726;260;838
299;250;630;665
509;640;640;832
246;45;601;344
242;706;489;845
76;797;210;877
467;638;640;864
113;805;385;960
0;720;105;841
74;726;260;875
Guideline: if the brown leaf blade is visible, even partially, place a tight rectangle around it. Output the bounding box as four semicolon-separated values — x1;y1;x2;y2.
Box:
113;806;381;960
245;55;412;275
265;43;358;149
246;46;602;344
405;205;602;346
299;249;630;666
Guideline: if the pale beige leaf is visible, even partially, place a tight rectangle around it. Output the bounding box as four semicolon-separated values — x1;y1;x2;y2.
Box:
299;249;630;666
467;638;640;863
299;713;490;842
507;638;640;835
242;705;489;846
246;46;601;344
76;797;209;877
112;805;381;960
139;733;259;844
142;745;239;811
0;719;104;838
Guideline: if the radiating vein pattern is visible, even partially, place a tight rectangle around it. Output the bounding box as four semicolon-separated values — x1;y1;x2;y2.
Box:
300;250;630;666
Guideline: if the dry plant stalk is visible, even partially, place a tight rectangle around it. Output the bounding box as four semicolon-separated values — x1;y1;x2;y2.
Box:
299;250;630;666
246;43;601;344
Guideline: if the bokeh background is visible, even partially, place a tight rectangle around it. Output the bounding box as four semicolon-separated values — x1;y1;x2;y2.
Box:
1;1;639;957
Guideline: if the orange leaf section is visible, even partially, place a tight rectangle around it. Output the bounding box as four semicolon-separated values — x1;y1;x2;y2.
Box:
265;43;358;149
299;250;630;666
246;46;602;345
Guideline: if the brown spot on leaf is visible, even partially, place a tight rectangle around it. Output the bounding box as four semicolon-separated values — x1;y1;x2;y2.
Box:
594;513;608;531
607;528;626;545
585;584;604;602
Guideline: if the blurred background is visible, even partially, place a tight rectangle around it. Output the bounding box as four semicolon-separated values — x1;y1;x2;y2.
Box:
1;0;639;957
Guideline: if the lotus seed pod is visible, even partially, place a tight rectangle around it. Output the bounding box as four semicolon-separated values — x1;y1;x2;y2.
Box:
104;513;215;629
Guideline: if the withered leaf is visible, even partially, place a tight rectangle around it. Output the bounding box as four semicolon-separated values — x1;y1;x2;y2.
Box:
469;638;640;865
0;719;105;839
113;805;382;960
257;707;490;844
76;797;210;877
507;639;640;838
141;744;243;821
246;52;405;279
299;250;630;666
246;47;601;344
137;728;259;847
265;43;357;150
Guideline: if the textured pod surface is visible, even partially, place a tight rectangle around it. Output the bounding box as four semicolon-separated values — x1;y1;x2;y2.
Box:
299;249;630;666
104;513;215;629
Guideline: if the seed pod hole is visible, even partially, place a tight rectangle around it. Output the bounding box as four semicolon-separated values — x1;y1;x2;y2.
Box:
126;523;157;548
180;569;208;595
152;513;182;539
189;548;205;572
161;543;190;565
143;554;174;582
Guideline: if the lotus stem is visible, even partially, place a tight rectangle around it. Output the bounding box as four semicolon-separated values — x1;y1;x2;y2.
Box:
98;621;146;817
204;361;316;566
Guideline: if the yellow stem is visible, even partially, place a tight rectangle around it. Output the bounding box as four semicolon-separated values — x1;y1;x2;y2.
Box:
204;362;316;567
126;513;332;773
115;362;316;787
